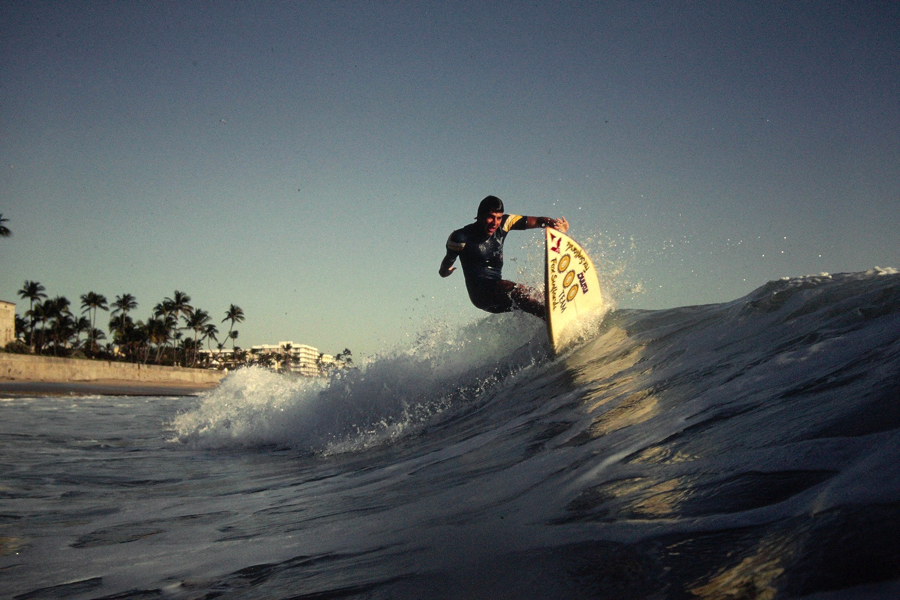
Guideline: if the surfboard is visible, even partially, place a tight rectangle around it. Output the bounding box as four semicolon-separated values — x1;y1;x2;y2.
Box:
545;228;604;354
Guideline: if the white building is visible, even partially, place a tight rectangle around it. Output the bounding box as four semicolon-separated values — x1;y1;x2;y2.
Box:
249;341;332;377
0;300;15;348
200;341;336;377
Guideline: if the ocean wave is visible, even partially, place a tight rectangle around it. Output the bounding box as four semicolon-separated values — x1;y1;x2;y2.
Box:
172;311;550;453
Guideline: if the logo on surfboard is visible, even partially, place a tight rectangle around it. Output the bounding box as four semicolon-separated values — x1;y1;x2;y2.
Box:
577;272;589;293
548;232;562;254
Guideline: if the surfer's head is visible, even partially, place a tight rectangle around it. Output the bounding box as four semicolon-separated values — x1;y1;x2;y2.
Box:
477;195;504;219
476;195;504;235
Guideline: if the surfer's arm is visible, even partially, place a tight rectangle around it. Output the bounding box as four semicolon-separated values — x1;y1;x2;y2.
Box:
439;253;456;277
524;216;569;233
440;233;465;277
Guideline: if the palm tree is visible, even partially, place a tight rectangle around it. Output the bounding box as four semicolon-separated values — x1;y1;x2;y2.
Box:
259;351;276;369
14;314;28;342
29;299;50;353
177;338;195;368
166;291;193;365
80;292;108;355
204;323;219;351
18;281;47;350
222;304;244;350
140;317;168;364
111;294;138;320
153;299;179;364
108;313;134;346
0;213;10;237
89;328;107;357
200;323;219;367
43;296;73;355
171;329;184;362
281;343;293;373
336;348;354;367
169;291;193;322
74;316;91;351
129;323;150;364
110;294;138;358
185;308;211;367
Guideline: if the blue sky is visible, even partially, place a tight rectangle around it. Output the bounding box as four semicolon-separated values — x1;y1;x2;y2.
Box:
2;1;898;357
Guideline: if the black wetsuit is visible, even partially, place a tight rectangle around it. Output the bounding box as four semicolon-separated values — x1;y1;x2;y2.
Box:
443;214;543;317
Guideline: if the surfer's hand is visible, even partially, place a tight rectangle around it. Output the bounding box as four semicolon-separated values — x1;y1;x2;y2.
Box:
439;266;456;277
552;216;569;233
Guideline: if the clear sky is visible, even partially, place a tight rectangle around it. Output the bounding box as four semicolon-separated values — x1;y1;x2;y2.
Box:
2;1;898;357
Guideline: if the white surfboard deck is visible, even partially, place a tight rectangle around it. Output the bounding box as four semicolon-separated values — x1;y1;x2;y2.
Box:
545;228;604;354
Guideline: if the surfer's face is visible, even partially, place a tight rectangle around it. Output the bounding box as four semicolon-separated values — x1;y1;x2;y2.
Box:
479;211;503;236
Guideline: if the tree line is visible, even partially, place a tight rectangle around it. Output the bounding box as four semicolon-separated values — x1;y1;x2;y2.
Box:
3;215;351;373
11;280;244;368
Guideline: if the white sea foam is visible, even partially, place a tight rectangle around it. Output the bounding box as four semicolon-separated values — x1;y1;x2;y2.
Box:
172;311;549;453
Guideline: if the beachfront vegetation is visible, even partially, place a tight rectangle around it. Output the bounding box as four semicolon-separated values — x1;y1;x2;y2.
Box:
7;281;354;376
10;281;244;368
222;304;244;349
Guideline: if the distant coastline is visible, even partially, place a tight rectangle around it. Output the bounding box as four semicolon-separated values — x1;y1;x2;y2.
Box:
0;353;224;397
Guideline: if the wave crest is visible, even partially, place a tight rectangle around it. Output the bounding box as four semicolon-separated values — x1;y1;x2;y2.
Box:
171;312;548;454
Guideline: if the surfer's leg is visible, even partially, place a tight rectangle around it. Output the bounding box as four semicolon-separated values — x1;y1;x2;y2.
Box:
468;280;545;320
468;280;514;313
508;282;546;321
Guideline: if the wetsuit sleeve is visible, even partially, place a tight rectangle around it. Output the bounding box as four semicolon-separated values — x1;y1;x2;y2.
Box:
446;230;466;254
502;214;526;232
440;230;465;275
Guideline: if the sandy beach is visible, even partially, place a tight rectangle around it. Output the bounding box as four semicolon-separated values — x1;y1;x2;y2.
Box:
0;354;226;397
0;379;220;398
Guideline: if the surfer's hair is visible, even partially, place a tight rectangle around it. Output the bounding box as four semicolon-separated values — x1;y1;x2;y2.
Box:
477;195;504;218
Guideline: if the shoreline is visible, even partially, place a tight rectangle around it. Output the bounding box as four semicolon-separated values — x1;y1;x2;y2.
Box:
1;353;226;397
0;378;220;398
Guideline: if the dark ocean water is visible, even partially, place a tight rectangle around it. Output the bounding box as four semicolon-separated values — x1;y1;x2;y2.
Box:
2;268;899;599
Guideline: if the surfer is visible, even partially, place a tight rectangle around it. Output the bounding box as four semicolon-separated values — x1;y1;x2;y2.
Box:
439;195;569;320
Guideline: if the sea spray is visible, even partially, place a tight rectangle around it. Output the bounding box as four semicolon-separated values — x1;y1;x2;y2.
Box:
172;311;550;454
